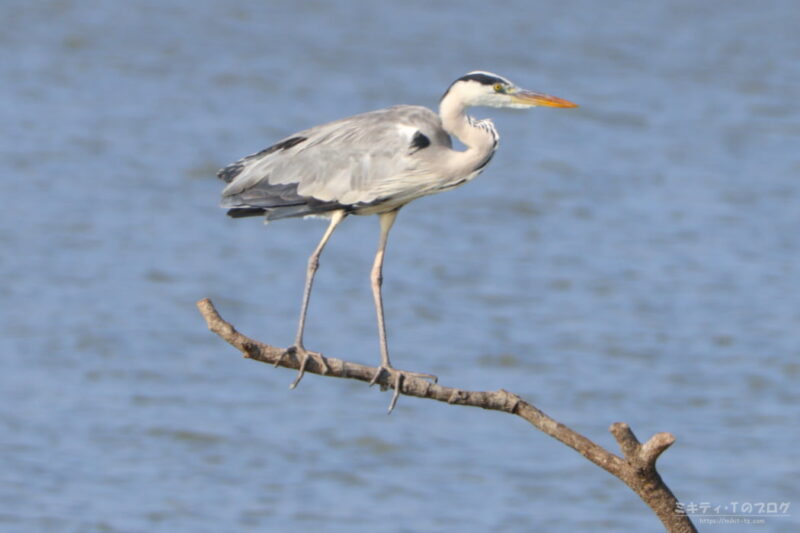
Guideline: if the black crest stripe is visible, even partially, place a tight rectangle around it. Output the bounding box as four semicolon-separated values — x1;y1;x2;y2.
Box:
455;73;506;86
441;72;508;101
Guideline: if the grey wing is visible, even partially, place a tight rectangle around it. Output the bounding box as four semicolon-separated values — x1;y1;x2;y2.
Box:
218;105;452;219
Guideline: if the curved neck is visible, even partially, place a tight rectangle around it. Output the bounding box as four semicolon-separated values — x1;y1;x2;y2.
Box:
439;93;498;177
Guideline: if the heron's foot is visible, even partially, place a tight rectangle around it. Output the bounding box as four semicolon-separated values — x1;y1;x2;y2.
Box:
368;365;438;414
284;345;330;389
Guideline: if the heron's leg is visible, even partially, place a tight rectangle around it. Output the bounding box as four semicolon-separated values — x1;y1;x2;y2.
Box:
287;209;346;389
370;210;399;371
367;210;436;412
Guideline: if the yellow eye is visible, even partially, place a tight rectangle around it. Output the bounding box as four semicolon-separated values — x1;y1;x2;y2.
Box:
493;83;504;93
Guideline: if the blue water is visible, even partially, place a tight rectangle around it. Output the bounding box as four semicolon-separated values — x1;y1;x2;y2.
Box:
2;1;798;531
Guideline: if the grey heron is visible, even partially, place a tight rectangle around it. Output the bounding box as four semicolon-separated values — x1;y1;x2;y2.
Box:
217;71;576;409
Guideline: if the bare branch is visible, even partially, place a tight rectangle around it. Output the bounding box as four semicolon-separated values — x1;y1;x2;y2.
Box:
610;421;643;460
197;297;696;532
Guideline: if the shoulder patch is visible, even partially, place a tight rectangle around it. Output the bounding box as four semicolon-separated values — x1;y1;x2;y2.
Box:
410;131;430;152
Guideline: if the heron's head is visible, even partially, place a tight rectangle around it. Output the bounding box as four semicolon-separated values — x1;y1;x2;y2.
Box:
442;71;577;110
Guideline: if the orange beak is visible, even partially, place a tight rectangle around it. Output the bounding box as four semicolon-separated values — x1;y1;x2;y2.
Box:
511;89;578;108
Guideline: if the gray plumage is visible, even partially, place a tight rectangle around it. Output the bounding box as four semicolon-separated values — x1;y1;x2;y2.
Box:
216;71;576;407
219;106;458;220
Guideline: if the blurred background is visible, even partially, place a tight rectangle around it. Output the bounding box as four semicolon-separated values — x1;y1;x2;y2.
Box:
2;0;798;531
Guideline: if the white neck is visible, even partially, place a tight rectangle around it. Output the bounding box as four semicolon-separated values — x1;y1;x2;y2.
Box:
439;91;499;180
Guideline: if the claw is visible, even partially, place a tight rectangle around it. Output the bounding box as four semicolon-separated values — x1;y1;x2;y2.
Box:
284;345;329;389
289;353;307;390
368;365;438;414
368;366;386;387
387;372;403;414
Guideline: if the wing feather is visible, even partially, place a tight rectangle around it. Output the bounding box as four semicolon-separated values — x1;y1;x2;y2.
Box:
219;106;451;217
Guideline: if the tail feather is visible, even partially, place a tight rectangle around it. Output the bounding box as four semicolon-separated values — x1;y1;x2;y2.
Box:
222;176;348;220
225;202;347;220
226;207;265;218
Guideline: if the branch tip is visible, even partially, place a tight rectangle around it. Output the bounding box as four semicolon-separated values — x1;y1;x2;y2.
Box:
640;432;676;464
609;422;642;460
